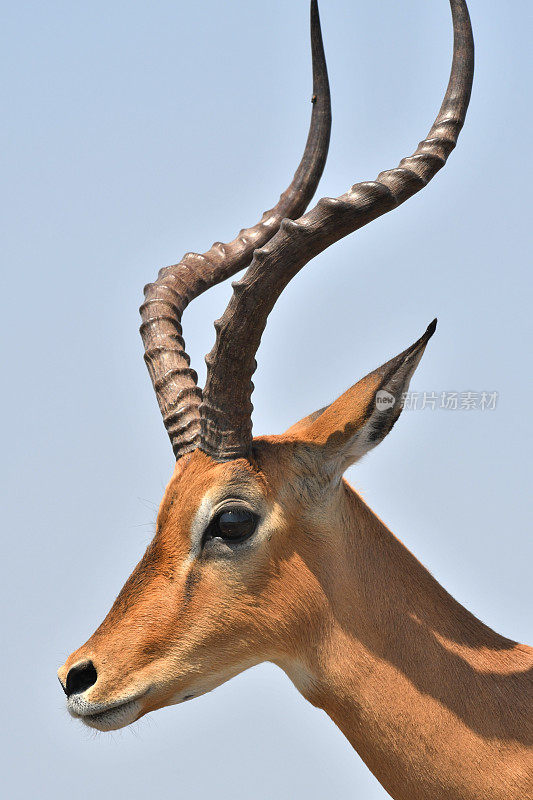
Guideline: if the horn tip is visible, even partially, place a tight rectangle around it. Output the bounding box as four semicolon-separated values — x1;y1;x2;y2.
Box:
426;318;438;338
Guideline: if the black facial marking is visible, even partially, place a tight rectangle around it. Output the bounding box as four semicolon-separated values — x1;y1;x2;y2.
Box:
183;566;200;605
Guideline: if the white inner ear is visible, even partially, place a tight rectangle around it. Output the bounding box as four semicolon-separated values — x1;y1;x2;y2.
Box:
331;410;390;479
327;358;422;481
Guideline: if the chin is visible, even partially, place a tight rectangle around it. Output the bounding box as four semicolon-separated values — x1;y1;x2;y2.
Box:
68;696;143;732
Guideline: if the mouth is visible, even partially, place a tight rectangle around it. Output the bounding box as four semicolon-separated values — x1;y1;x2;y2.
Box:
67;692;147;732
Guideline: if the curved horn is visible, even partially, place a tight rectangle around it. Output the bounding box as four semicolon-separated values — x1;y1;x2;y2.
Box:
201;0;474;460
140;0;331;459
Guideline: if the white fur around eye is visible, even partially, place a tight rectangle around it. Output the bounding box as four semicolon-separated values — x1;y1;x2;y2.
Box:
189;491;216;558
189;484;267;557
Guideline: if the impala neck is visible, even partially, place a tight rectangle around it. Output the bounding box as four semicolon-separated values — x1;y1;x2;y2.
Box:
280;484;532;800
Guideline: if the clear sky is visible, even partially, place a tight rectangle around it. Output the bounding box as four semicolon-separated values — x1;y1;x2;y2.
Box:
2;1;531;798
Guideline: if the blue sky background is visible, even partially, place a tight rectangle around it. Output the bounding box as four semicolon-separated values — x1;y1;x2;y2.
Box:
2;1;531;797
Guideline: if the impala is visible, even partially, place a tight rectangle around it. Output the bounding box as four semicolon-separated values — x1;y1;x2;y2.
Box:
58;1;533;798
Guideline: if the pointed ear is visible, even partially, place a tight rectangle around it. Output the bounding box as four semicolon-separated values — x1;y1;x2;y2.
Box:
287;320;437;479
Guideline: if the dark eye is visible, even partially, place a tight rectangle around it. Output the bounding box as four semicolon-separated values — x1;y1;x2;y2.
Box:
209;508;257;542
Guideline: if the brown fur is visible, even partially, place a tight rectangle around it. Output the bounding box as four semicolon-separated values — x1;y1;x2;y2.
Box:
59;355;533;800
56;3;516;793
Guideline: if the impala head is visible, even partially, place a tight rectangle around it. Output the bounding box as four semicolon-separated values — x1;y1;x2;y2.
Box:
58;0;473;732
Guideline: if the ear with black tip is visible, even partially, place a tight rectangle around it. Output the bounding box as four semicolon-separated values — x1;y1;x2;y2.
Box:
288;320;437;479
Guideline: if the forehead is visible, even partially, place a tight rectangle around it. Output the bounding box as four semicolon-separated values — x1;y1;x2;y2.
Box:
156;449;268;530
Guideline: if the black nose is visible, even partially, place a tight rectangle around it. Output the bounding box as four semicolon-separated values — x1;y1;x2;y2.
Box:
65;661;98;697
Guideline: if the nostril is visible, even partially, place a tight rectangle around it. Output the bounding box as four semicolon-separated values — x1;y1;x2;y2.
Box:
65;661;98;698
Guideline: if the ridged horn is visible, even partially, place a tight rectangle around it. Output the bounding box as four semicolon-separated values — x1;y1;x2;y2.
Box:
140;0;331;459
201;0;474;460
